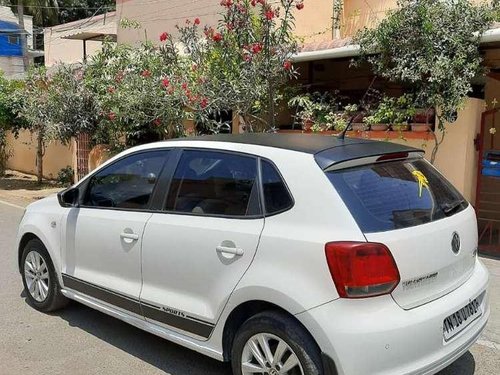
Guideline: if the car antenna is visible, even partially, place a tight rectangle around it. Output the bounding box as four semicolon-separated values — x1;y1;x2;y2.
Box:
337;116;355;141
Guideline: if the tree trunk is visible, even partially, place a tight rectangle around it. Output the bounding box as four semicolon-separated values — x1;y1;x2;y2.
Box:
17;0;29;71
36;131;43;184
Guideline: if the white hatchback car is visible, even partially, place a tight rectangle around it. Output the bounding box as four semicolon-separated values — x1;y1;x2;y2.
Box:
17;134;489;375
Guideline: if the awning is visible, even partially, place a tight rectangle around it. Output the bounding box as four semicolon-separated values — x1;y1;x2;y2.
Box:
61;31;116;42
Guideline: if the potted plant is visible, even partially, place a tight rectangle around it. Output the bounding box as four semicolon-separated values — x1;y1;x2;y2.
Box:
288;93;316;131
288;92;341;132
364;113;389;131
411;107;435;132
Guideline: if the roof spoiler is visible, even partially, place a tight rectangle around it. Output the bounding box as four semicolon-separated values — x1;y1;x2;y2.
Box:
315;142;424;171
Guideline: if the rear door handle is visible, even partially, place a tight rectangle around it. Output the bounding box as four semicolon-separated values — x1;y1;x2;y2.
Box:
120;232;139;241
216;246;244;256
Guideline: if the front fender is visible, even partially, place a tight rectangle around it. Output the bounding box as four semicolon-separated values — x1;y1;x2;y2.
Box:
17;211;65;284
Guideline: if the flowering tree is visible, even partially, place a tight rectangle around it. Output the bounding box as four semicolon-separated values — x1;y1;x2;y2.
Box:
0;73;23;176
11;67;53;183
45;64;100;145
84;41;190;149
355;0;497;162
160;0;304;131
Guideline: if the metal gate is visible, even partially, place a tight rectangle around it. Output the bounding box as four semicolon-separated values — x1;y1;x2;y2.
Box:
475;108;500;258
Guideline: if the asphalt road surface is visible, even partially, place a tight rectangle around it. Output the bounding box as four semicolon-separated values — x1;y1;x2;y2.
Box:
0;200;498;375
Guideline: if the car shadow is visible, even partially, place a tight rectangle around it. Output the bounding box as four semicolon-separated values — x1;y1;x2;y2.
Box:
20;294;475;375
46;301;231;375
437;351;475;375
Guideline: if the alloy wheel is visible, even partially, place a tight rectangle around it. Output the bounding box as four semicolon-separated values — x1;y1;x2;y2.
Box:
241;333;304;375
24;250;50;302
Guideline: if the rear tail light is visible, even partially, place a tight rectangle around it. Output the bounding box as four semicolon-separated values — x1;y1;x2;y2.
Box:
325;242;400;298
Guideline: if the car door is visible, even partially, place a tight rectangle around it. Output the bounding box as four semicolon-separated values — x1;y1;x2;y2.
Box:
140;149;264;339
62;150;169;316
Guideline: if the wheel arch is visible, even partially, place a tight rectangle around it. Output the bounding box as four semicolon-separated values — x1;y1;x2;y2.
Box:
221;300;323;363
18;232;41;272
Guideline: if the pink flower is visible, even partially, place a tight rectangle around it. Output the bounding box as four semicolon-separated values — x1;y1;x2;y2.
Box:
265;9;275;20
182;82;188;90
251;0;257;6
296;1;304;10
194;18;201;25
283;60;292;70
251;43;263;54
159;32;168;42
107;86;115;94
200;98;208;109
153;118;162;126
212;32;223;42
161;78;170;88
141;70;151;78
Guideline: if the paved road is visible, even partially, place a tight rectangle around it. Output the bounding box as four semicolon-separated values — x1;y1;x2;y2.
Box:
0;201;498;375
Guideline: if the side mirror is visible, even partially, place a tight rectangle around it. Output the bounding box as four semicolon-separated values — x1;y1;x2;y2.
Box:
58;187;79;207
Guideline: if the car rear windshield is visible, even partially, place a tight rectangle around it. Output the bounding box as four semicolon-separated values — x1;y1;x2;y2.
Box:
325;158;468;233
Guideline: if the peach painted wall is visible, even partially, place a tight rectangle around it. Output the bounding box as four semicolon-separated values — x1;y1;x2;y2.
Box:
6;130;73;180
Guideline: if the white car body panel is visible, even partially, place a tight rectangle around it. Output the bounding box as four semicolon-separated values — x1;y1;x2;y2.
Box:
141;213;264;332
62;207;152;302
366;205;478;310
15;137;490;375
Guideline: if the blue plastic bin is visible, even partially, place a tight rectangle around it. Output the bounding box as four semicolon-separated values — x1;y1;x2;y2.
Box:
482;151;500;177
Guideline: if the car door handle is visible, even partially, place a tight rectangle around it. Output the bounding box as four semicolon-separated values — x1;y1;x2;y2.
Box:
120;232;139;241
216;246;244;256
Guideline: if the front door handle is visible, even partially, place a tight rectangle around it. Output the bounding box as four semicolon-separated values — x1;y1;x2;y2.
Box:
216;245;244;256
120;232;139;241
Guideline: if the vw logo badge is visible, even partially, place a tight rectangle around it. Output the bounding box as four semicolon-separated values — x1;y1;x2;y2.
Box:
451;232;461;254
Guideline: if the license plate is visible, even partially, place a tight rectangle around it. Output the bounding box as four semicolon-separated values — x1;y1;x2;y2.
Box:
443;298;482;341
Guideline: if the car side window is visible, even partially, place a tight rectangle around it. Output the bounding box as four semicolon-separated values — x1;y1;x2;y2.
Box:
83;151;168;209
261;160;293;215
165;150;260;217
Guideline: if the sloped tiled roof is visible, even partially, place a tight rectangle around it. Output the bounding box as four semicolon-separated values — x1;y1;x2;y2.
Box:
300;37;352;53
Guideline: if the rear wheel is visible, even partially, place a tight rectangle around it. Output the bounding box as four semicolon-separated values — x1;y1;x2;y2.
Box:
231;311;322;375
21;239;68;312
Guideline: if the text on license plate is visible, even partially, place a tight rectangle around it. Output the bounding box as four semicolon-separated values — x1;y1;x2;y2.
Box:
443;298;481;341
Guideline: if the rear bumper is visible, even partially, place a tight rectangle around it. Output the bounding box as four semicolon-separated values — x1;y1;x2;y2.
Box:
297;259;490;375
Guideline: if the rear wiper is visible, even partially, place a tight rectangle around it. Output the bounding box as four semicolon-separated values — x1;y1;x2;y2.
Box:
441;199;465;216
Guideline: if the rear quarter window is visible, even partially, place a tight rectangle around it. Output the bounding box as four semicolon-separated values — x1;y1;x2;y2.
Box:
326;158;468;233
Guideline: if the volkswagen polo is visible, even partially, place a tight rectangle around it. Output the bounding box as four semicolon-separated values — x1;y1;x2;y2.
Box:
16;134;489;375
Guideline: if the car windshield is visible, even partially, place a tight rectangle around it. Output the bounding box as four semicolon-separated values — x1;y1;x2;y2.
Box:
325;158;468;233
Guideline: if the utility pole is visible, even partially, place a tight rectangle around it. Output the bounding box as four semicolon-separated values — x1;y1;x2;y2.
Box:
17;0;29;71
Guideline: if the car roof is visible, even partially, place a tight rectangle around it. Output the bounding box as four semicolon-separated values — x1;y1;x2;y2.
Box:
167;133;423;169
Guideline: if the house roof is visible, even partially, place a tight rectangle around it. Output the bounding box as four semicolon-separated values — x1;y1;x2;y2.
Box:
294;25;500;63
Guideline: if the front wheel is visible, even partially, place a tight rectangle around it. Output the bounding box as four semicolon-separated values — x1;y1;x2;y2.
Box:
231;311;323;375
21;239;68;312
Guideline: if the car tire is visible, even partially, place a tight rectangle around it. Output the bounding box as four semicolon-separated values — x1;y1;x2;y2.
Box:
231;310;323;375
21;239;68;312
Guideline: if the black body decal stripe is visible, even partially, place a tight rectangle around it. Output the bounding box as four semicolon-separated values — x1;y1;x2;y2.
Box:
141;305;214;339
61;274;214;338
62;274;142;315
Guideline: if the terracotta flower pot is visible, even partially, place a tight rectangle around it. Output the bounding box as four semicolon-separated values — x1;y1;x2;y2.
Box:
370;124;389;131
352;123;369;131
391;124;410;131
302;119;314;132
411;123;430;132
414;108;435;123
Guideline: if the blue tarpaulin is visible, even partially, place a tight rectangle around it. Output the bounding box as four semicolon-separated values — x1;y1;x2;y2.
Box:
0;20;22;57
